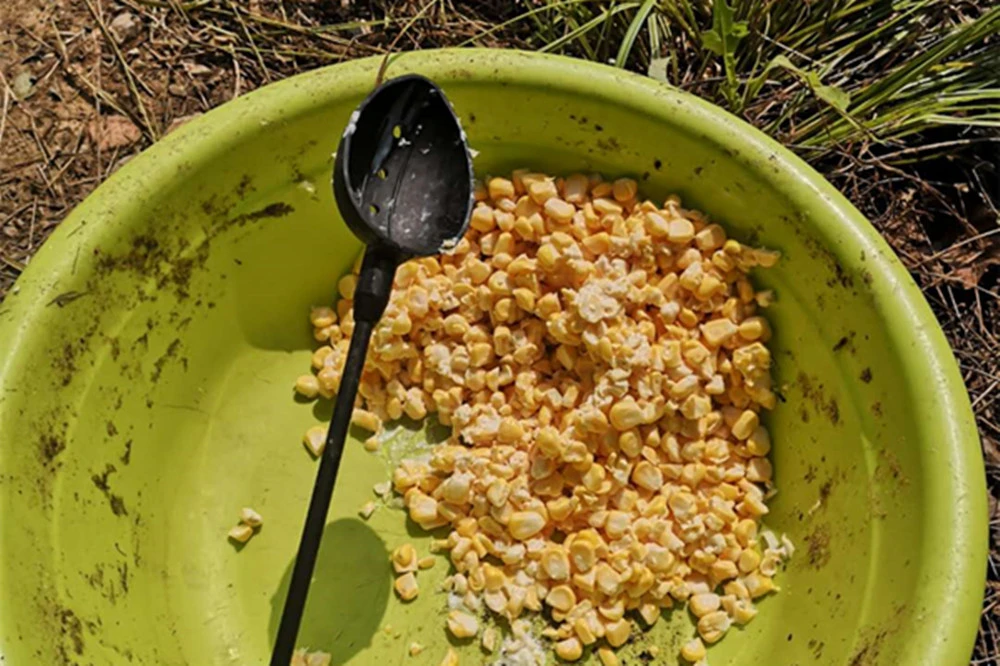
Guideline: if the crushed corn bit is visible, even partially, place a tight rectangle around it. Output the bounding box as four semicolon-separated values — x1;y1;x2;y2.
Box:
290;648;331;666
299;170;789;662
239;507;263;528
481;626;500;653
439;647;459;666
358;500;377;520
227;524;253;544
394;572;419;601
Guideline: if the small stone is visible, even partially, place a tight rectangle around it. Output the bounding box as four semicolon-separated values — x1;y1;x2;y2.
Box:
11;72;34;100
109;12;140;43
89;115;142;150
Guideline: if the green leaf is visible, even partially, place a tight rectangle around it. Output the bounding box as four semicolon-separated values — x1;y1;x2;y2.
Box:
811;81;851;112
614;0;659;69
760;55;852;112
700;0;747;58
700;0;749;109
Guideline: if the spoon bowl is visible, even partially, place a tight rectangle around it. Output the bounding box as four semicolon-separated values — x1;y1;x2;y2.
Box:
333;74;474;257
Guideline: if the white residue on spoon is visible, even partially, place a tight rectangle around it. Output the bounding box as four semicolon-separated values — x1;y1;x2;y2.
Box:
343;109;360;138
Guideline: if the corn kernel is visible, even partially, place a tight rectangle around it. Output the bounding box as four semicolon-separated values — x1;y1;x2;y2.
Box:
746;425;771;456
295;374;320;399
632;461;664;491
471;205;496;232
711;559;739;584
612;178;638;203
598;646;620;666
239;507;263;528
481;627;500;653
489;177;515;200
572;617;597;645
697;610;731;643
303;425;326;458
542;546;571;580
509;511;545;540
668;219;695;243
529;179;558;205
227;524;253;544
394;572;419;601
546;585;576;612
392;543;418;573
680;637;706;662
732;410;759;440
701;318;738;347
447;610;479;638
595;563;622;596
605;619;631;647
351;408;381;433
338;274;357;299
689;592;721;617
609;398;644;431
744;572;776;598
439;647;459;666
358;500;377;520
544;198;576;223
408;493;439;525
555;637;583;661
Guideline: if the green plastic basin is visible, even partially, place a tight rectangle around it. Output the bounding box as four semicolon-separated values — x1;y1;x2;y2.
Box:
0;50;987;665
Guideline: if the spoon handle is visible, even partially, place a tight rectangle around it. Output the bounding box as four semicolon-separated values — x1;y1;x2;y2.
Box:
271;246;399;665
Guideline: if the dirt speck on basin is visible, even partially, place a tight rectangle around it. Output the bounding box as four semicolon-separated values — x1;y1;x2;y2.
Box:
806;523;832;570
91;463;128;517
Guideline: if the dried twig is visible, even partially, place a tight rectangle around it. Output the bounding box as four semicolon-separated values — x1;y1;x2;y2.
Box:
82;0;159;140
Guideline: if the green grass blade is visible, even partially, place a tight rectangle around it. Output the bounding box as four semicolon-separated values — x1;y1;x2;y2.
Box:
538;2;640;54
614;0;658;68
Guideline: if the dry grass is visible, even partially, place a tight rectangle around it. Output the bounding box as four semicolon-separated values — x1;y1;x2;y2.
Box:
0;0;997;661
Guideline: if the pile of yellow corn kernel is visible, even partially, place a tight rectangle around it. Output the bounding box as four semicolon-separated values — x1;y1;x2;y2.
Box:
297;170;788;665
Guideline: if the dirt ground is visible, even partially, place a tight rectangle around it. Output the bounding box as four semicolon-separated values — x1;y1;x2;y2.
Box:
1;0;998;662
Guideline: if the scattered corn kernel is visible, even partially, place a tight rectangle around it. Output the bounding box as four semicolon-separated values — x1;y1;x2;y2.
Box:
408;642;425;657
240;507;263;528
359;500;377;520
291;649;332;666
439;647;459;666
394;572;419;601
227;524;253;544
302;425;326;458
392;543;418;573
295;374;320;399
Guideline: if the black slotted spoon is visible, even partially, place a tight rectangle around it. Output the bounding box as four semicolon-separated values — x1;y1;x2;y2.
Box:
270;74;474;666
